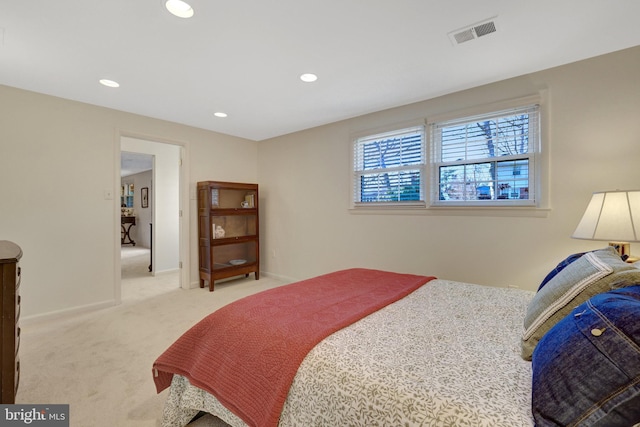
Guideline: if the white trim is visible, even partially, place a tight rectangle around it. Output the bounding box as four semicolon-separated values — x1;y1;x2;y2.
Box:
347;93;550;214
426;94;542;126
113;128;123;304
349;118;428;142
260;271;297;284
178;145;191;290
349;206;550;218
21;300;117;326
350;122;426;209
428;95;543;208
116;130;191;297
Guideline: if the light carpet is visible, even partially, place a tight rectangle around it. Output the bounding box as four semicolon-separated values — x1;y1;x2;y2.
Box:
17;247;288;427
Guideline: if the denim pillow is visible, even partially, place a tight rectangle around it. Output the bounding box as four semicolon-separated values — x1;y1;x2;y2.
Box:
532;285;640;427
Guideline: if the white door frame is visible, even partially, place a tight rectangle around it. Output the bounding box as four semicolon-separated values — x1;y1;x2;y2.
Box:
114;130;190;303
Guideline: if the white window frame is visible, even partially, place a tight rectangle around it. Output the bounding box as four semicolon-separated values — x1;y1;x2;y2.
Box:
428;96;542;208
350;123;427;210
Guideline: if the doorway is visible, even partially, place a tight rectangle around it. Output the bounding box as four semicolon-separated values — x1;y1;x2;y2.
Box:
118;136;185;302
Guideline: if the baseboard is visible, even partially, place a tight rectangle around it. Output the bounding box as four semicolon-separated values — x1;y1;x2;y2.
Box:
188;271;297;289
153;267;179;275
260;271;298;283
21;299;118;326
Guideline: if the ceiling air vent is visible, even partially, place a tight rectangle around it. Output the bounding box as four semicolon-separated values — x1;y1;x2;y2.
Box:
448;18;498;45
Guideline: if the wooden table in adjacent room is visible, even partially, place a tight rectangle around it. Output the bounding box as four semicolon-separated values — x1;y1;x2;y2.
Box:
121;215;136;246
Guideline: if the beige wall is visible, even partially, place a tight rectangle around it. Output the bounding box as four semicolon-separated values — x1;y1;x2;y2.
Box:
0;85;258;319
257;46;640;291
2;46;639;320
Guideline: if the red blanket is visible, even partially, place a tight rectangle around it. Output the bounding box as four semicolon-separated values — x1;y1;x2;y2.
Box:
153;268;435;427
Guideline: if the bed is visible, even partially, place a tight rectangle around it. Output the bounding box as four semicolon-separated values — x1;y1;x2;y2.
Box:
153;254;640;426
153;268;535;427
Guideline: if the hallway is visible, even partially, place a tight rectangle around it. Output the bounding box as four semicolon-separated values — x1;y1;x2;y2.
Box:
121;246;178;302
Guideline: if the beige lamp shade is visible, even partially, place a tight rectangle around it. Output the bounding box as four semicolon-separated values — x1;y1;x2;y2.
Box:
572;190;640;242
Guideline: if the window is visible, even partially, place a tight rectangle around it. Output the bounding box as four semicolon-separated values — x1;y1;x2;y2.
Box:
352;125;426;207
430;104;540;206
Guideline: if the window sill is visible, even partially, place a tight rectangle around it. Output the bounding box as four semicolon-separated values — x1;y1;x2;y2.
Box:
349;205;551;218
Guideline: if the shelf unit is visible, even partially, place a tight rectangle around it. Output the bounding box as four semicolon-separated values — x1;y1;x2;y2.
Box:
121;183;134;208
197;181;259;291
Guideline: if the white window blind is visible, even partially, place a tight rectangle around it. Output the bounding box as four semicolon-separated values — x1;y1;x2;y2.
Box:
431;104;539;205
352;125;425;206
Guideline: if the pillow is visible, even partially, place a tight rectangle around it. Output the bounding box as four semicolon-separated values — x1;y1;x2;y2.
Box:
532;285;640;426
521;246;640;360
537;251;585;291
537;249;630;291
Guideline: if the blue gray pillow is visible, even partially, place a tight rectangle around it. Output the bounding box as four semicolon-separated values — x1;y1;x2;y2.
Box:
537;251;585;291
537;249;629;291
532;285;640;426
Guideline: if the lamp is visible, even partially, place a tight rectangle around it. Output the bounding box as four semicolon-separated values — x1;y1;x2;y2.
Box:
572;190;640;262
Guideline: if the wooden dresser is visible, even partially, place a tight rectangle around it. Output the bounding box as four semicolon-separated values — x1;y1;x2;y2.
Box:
0;241;22;404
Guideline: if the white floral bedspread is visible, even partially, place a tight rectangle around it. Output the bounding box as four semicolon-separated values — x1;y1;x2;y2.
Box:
161;279;535;427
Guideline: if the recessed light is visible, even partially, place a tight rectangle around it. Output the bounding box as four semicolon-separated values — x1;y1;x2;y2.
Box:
300;73;318;83
99;79;120;88
214;112;228;118
165;0;194;18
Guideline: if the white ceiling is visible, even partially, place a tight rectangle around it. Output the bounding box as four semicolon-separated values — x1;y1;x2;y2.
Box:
1;1;639;141
121;151;153;177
